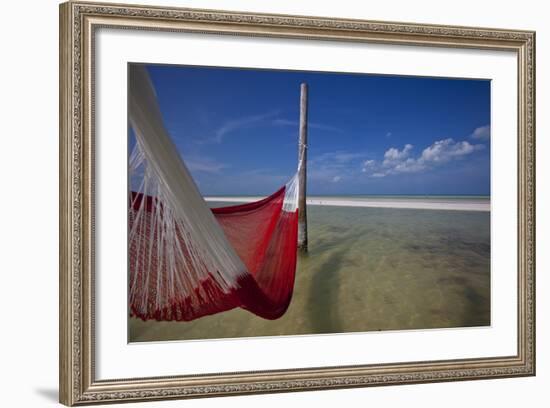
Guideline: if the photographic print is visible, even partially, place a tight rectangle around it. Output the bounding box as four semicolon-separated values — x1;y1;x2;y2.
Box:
128;63;491;343
60;4;535;403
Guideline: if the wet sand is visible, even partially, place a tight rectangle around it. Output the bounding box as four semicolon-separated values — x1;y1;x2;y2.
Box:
129;204;491;342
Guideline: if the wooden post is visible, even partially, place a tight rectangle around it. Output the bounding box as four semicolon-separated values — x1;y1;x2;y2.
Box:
298;83;308;252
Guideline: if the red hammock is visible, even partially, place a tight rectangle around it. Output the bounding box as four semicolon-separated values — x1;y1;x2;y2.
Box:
129;187;299;322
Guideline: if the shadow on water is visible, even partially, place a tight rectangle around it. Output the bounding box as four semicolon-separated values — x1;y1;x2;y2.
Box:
313;227;368;255
304;225;372;334
437;275;490;327
462;284;491;327
305;248;347;334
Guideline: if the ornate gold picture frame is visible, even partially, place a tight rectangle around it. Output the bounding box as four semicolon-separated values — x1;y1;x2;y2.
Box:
59;1;535;405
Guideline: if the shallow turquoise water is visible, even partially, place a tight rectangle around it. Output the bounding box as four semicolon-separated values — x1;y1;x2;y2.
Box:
129;205;490;342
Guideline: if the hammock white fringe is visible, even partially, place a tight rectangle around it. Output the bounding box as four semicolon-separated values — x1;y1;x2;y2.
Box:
128;65;299;320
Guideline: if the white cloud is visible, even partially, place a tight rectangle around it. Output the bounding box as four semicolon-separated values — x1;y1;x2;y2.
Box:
470;125;491;141
361;159;376;173
420;138;483;164
185;156;227;174
383;144;413;167
205;113;344;145
393;157;426;174
310;151;367;166
211;111;279;143
272;118;296;127
309;150;369;183
272;118;343;133
363;139;484;178
332;152;366;163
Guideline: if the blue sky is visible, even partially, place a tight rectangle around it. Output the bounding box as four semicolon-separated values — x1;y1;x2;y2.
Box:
135;64;491;196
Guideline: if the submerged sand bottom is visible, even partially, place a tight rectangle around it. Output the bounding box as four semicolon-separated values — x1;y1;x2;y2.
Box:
129;205;490;342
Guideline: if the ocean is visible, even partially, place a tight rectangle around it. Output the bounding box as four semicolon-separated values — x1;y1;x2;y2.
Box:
129;198;491;342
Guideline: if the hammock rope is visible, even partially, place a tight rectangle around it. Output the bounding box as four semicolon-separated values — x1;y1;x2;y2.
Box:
128;65;299;321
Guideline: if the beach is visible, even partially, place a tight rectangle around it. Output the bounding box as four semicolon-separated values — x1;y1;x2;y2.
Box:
204;196;490;212
129;200;491;342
